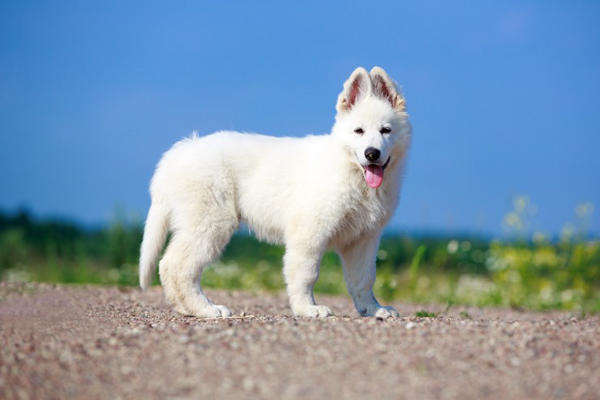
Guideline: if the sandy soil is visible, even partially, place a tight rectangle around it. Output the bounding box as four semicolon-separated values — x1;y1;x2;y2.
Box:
0;282;598;400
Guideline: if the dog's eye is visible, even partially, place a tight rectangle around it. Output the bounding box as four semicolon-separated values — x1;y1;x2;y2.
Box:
353;128;364;134
380;126;392;134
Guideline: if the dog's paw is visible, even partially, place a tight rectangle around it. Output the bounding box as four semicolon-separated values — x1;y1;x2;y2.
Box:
212;304;233;318
293;304;333;318
373;305;400;319
357;304;400;318
173;304;191;316
174;303;232;318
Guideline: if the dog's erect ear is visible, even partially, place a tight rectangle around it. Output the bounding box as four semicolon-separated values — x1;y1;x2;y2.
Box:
370;66;406;112
336;67;372;113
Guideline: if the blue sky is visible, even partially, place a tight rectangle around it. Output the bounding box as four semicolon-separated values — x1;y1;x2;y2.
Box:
1;1;599;235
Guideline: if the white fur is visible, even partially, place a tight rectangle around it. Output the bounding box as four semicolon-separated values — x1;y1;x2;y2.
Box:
139;66;411;318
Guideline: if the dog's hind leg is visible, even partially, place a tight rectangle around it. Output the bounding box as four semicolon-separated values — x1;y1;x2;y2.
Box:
158;254;183;313
159;216;238;318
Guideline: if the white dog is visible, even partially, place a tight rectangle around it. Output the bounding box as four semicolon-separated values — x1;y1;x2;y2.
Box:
139;66;411;318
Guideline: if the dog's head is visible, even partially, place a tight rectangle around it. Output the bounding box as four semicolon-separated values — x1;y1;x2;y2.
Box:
332;67;411;189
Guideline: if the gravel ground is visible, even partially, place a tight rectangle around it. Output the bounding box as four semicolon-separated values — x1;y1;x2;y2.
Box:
0;282;598;400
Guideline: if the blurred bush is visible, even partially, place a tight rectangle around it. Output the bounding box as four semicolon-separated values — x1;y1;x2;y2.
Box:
0;200;598;312
486;198;599;312
0;229;27;269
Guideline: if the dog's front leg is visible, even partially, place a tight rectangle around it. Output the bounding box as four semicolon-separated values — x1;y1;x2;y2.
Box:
339;232;399;318
283;242;332;318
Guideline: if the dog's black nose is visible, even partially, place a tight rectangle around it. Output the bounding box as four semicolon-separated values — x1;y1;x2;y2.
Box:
364;147;381;162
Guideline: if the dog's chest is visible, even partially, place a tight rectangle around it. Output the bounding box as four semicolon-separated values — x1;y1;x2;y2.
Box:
330;183;397;246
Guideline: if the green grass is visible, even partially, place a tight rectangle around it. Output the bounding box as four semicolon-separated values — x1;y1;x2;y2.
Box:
415;310;437;318
459;311;472;319
1;207;599;313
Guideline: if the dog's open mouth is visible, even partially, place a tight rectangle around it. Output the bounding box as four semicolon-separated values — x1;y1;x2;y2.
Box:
364;157;391;189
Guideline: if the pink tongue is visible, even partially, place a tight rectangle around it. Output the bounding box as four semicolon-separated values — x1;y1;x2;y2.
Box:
365;165;384;188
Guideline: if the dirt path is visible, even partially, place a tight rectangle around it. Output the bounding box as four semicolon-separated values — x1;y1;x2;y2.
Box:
0;282;598;400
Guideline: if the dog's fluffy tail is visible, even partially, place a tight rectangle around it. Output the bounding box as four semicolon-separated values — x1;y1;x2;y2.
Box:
139;203;169;290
